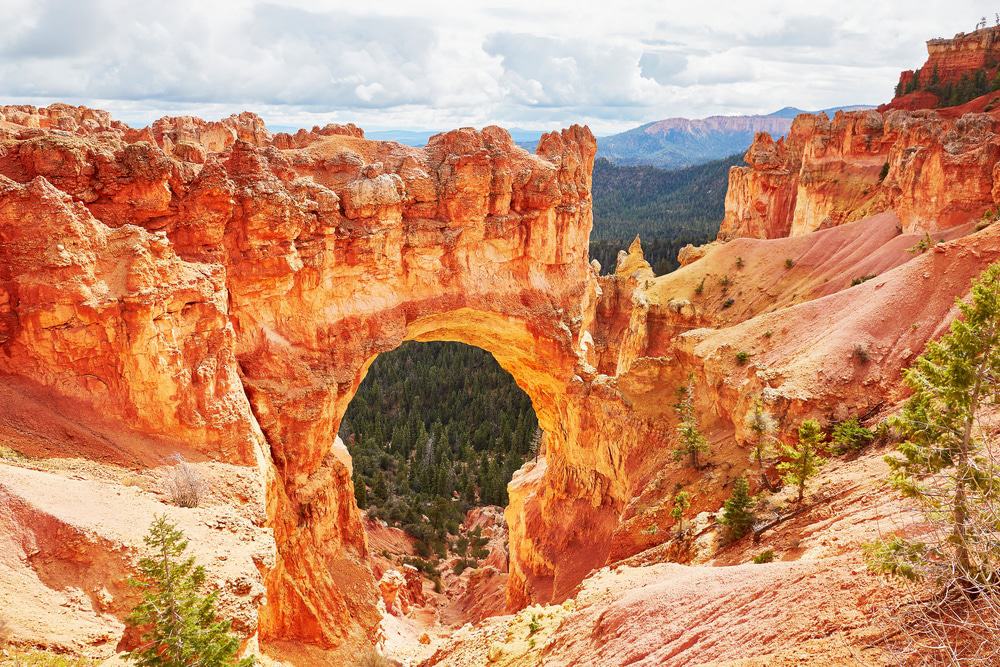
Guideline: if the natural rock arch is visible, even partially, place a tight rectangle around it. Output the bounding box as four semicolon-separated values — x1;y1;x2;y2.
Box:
0;106;668;655
227;124;602;647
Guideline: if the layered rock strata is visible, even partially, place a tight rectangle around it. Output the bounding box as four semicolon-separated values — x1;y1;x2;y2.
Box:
720;107;1000;239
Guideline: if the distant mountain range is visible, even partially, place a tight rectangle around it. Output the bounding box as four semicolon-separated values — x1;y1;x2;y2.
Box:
597;106;874;169
269;105;873;170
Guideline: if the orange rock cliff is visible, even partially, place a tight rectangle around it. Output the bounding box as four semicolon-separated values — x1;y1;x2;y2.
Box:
3;92;1000;664
894;26;1000;102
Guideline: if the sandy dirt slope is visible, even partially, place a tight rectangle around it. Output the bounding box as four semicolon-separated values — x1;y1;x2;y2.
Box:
426;443;917;666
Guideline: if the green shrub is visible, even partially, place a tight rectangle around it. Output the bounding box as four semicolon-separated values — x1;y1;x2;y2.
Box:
735;351;750;365
784;258;795;269
722;298;735;309
831;417;874;455
778;420;827;504
752;549;776;564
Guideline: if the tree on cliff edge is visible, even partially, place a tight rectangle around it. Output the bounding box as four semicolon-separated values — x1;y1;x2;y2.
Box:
673;376;710;469
127;516;252;667
867;261;1000;595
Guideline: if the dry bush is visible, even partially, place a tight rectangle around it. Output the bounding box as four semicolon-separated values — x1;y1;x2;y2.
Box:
350;646;395;667
874;581;1000;666
165;454;208;508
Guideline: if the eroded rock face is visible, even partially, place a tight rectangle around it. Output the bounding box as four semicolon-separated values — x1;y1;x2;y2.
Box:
888;26;1000;110
0;104;599;655
5;102;1000;664
720;107;1000;239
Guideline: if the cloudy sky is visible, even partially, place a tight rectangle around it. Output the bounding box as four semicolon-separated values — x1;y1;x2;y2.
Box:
0;0;991;134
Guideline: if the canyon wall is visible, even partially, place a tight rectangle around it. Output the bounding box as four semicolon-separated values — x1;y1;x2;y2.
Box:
719;107;1000;240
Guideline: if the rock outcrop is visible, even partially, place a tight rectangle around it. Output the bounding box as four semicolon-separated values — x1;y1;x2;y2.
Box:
889;26;1000;110
719;106;1000;239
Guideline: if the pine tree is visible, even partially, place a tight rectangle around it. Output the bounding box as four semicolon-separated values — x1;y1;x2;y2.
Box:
718;475;755;540
355;477;368;508
869;262;1000;592
673;377;710;469
778;419;827;504
127;516;252;667
671;490;692;537
744;398;779;491
529;427;543;462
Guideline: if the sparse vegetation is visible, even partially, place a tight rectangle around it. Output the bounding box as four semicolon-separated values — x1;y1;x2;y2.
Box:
528;614;542;636
719;275;731;290
907;232;939;254
851;274;877;286
353;647;394;667
694;276;705;296
0;651;98;666
403;556;443;593
736;256;745;269
673;377;710;469
977;207;999;231
752;549;776;564
878;161;890;182
784;258;795;269
763;330;773;339
830;416;875;455
165;454;207;509
718;475;755;540
127;516;252;667
898;59;1000;108
722;298;735;309
778;419;827;504
735;351;750;365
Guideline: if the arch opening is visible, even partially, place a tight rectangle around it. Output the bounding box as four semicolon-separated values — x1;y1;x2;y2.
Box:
341;339;545;651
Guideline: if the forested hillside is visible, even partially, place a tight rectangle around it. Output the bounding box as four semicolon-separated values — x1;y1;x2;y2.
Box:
342;341;538;557
589;154;739;274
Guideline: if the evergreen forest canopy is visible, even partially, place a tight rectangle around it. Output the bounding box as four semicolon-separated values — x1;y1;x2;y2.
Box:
589;154;739;275
342;341;538;558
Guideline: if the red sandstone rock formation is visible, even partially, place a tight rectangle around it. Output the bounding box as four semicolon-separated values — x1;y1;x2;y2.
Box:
5;91;1000;666
0;104;598;659
719;106;1000;239
888;26;1000;110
